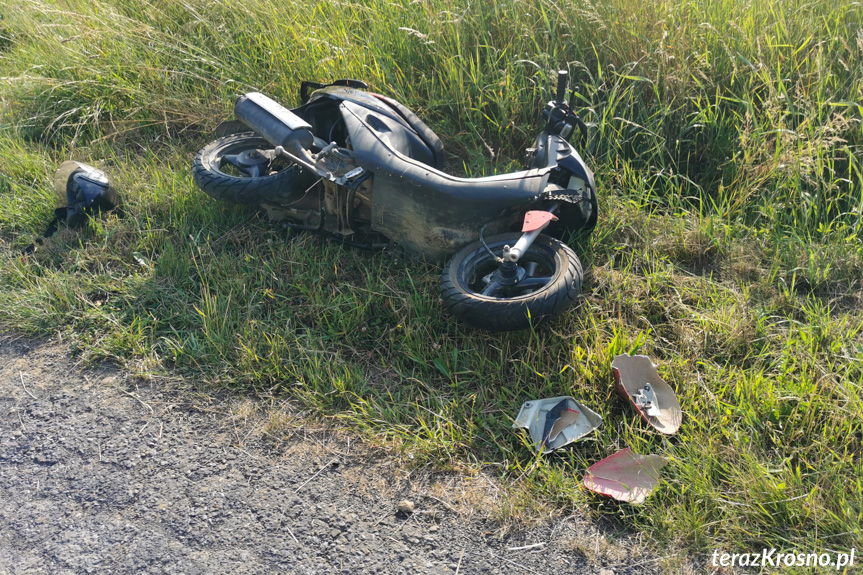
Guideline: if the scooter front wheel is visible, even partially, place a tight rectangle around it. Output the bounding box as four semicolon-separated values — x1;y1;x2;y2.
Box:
192;132;316;204
439;233;583;331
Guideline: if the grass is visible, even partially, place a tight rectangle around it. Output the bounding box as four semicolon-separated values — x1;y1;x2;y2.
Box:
1;0;862;568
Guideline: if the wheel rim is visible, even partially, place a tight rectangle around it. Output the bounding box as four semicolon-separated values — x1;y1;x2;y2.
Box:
458;240;559;300
211;138;292;179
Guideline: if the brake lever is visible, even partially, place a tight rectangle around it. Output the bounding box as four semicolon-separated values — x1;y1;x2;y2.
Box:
573;114;588;148
566;88;588;148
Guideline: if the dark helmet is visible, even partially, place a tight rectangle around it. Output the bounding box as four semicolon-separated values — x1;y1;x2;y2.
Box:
52;161;121;227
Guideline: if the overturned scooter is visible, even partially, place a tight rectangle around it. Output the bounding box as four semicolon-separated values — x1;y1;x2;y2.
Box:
193;71;597;331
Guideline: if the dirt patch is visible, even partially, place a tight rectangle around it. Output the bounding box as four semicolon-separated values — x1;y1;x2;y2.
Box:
0;337;666;575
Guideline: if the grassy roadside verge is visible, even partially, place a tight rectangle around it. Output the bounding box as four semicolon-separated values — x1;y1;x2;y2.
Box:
1;0;862;568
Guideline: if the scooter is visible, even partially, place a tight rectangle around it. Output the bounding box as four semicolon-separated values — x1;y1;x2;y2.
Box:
192;70;597;331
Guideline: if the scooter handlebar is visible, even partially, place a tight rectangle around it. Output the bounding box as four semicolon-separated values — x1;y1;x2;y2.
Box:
555;70;568;103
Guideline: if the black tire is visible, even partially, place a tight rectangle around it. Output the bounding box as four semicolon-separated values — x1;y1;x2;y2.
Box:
192;132;316;204
439;233;583;332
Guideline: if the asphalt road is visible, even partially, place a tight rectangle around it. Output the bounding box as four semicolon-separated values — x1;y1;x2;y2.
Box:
0;338;660;575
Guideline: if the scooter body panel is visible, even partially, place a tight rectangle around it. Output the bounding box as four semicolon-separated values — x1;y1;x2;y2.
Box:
223;77;596;258
528;132;598;235
340;100;552;259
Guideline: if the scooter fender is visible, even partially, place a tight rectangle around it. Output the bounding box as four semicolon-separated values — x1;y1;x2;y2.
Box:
340;100;554;260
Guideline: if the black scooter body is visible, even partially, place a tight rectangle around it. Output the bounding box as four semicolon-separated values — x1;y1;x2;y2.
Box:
231;81;597;259
194;72;598;331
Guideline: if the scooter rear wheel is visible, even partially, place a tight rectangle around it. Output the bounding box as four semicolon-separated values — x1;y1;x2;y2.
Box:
192;132;316;204
439;233;583;331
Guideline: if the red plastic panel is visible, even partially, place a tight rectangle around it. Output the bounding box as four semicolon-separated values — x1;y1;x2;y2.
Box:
521;211;558;232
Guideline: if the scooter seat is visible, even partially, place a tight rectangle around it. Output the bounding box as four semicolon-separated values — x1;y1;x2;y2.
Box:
369;93;446;171
308;85;446;170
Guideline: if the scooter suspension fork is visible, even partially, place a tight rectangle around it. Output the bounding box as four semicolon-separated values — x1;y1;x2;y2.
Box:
501;203;559;263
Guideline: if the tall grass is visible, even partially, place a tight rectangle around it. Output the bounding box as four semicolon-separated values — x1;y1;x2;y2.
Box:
1;0;862;566
3;0;860;232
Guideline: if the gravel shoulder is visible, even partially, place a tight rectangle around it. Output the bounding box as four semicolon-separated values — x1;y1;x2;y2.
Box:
0;337;666;575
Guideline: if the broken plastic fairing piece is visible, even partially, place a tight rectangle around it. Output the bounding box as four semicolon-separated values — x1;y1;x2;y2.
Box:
521;210;558;232
513;396;602;453
582;448;667;504
611;354;682;434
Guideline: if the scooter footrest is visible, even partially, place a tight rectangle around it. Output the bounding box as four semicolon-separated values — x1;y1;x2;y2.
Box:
541;192;587;204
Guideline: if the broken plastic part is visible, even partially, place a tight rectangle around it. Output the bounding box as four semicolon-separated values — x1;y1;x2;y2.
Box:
513;396;602;452
521;210;558;233
611;354;682;435
583;448;667;504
